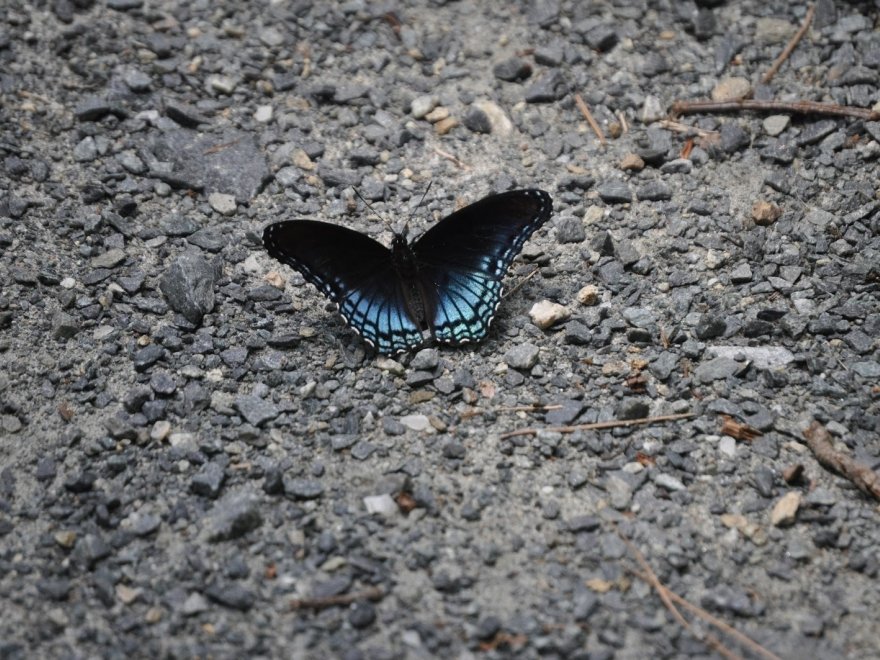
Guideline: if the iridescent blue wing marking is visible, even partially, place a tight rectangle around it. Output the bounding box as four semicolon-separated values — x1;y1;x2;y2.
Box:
262;221;424;353
411;189;552;345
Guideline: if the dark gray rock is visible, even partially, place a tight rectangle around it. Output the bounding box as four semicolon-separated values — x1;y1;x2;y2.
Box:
284;477;324;500
52;312;80;340
191;463;226;498
597;179;632;203
636;181;672;201
147;129;270;202
159;251;216;324
583;25;618;52
504;343;540;370
204;582;255;611
720;122;750;153
695;357;743;383
205;493;263;542
234;395;279;427
493;57;532;82
555;216;586;243
524;70;568;103
462;107;491;133
132;344;165;372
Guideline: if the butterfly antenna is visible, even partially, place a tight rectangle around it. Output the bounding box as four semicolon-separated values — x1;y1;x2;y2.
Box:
413;180;433;215
352;187;389;228
405;180;433;238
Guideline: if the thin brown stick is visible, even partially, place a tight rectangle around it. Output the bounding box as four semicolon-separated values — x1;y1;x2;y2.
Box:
503;266;539;300
670;98;879;121
574;93;606;145
627;567;783;660
496;404;563;413
432;146;469;170
498;412;693;440
762;5;815;84
803;421;880;500
616;110;629;134
657;119;719;139
616;530;744;660
291;586;384;611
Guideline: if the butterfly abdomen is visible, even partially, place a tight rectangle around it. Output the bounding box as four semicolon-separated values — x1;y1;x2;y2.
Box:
391;234;433;333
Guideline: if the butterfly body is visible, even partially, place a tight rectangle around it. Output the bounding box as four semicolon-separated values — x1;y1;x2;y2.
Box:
263;189;552;354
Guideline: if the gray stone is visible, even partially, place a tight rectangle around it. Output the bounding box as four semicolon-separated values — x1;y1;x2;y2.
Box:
720;122;750;153
636;181;672;201
804;209;836;228
493;57;532;82
205;582;255;611
654;473;686;492
122;68;151;92
504;343;540;370
123;385;152;413
205;493;263;542
234;395;279;427
695;357;742;383
545;400;584;425
621;307;656;329
132;344;164;371
159;251;216;324
555;216;586;243
462;107;491;134
181;592;210;616
91;248;126;269
524;70;568;103
410;95;437;119
597;179;632;203
649;352;679;380
851;361;880;378
52;311;80;340
410;348;439;371
284;478;324;500
190;463;226;498
73;137;98;162
147;129;270;202
705;345;795;369
730;263;753;283
208;192;237;216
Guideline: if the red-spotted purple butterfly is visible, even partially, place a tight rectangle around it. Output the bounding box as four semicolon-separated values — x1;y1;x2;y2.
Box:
263;189;552;354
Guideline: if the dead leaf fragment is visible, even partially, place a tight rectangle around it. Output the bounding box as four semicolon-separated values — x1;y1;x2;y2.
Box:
770;491;801;527
720;415;761;441
620;153;645;171
752;200;782;226
585;578;613;593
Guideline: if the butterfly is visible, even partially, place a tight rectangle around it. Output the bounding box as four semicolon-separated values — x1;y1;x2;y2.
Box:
262;188;553;354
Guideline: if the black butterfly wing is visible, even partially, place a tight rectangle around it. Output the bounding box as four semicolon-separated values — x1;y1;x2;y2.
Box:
263;221;425;353
410;189;552;344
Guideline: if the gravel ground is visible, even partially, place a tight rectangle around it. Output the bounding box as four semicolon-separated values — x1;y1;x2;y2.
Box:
1;0;879;658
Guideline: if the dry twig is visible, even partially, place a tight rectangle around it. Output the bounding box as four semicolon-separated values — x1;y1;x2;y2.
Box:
720;414;762;441
803;421;880;501
616;110;629;134
503;266;540;300
498;412;693;440
618;532;743;660
657;119;719;139
628;566;784;660
574;93;607;145
670;98;879;121
762;5;815;84
618;529;783;660
291;586;385;611
432;146;469;170
496;403;563;413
